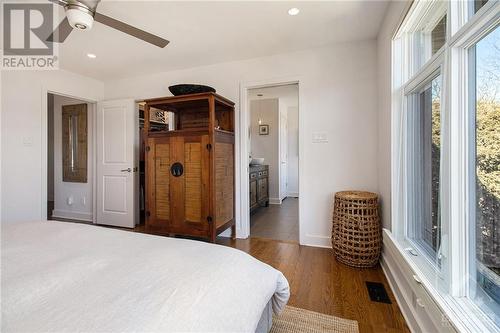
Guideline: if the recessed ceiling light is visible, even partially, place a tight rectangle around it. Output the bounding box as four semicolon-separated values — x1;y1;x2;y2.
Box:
87;53;96;59
288;7;300;16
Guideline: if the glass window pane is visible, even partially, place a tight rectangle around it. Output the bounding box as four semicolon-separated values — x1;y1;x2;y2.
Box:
413;11;447;74
432;15;446;55
408;75;442;261
471;25;500;325
430;78;441;253
474;0;489;13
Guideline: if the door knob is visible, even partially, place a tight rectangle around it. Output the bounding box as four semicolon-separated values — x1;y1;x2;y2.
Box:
171;162;184;177
121;168;132;173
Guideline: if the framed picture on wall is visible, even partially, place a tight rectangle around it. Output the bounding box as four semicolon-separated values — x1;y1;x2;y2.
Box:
259;124;269;135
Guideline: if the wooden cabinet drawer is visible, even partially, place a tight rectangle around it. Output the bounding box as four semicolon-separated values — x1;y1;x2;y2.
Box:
249;165;268;213
257;178;268;200
249;180;258;207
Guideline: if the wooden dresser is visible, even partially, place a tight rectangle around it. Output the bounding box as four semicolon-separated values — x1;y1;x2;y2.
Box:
249;165;269;213
143;92;235;242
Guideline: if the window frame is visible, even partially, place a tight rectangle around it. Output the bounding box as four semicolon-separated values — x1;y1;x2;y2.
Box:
465;21;500;325
392;0;500;331
395;29;450;289
404;68;444;268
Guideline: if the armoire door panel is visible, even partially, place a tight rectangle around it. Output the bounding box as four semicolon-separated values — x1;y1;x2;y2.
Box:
215;142;234;228
154;142;170;221
169;136;186;228
184;142;202;223
146;137;171;228
200;135;210;227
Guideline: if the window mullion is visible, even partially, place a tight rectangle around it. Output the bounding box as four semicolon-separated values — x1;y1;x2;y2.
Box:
446;42;469;297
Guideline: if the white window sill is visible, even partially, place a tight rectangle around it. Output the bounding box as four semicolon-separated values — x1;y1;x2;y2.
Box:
384;229;500;333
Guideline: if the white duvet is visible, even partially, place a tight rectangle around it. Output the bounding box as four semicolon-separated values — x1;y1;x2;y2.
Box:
1;221;289;332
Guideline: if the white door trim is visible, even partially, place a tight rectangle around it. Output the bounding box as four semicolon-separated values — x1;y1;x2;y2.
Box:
41;88;97;223
238;77;302;241
279;108;288;202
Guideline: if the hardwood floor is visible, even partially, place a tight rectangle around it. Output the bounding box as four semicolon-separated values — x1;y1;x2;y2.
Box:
217;237;409;333
250;197;299;242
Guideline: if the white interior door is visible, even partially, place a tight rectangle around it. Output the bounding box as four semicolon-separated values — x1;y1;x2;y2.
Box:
96;99;136;228
279;111;288;200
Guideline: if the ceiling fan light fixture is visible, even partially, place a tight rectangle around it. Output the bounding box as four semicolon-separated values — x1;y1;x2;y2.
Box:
48;0;169;47
66;7;94;30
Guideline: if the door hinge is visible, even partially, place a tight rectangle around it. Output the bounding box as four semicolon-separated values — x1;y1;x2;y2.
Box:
206;143;212;150
207;216;213;223
145;146;151;152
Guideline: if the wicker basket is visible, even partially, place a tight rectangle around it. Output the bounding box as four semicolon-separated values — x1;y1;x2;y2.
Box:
332;191;381;268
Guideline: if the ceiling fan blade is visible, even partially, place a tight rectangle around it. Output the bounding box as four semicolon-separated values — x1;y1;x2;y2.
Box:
47;17;73;43
94;12;169;48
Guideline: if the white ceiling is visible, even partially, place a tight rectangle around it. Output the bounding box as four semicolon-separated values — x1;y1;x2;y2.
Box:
249;84;298;106
56;1;389;81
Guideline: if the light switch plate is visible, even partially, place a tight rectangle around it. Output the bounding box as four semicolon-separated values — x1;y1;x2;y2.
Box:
23;136;33;146
312;131;328;143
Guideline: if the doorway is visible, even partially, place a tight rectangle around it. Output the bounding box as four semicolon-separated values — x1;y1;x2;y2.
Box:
247;84;299;242
46;93;95;223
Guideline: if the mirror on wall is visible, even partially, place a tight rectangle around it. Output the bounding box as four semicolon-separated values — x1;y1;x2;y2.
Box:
62;103;88;183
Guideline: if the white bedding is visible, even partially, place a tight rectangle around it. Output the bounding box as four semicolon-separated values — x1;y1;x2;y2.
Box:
1;221;289;332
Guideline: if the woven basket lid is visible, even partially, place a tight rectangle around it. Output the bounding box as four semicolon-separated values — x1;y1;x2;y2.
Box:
335;191;378;200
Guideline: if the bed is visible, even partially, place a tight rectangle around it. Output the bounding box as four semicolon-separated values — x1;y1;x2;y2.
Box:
1;221;289;332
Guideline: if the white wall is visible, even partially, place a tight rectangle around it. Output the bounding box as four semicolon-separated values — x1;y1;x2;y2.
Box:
104;41;379;248
377;1;409;230
51;95;94;222
287;105;299;197
250;99;280;201
1;70;103;223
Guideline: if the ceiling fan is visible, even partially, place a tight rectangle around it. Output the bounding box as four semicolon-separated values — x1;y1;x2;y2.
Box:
47;0;169;48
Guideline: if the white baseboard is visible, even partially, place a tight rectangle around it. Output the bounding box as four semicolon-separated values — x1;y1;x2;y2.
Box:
269;197;282;205
52;209;93;222
301;234;332;248
287;192;299;198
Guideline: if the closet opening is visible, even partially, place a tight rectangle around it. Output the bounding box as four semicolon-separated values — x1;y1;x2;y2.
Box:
46;92;95;224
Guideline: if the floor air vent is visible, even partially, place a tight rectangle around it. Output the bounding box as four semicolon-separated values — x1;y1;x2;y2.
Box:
366;282;392;304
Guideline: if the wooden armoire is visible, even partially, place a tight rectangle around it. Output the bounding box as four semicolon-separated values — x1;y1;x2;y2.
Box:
143;92;235;242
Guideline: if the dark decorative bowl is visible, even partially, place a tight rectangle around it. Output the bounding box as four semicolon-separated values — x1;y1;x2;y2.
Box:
168;84;216;96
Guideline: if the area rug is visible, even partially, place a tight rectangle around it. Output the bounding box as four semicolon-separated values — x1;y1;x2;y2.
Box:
270;306;359;333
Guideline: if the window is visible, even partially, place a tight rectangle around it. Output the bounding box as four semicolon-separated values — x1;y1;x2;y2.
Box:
407;75;443;261
407;2;447;75
392;0;500;331
474;0;489;13
469;24;500;325
431;15;447;55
